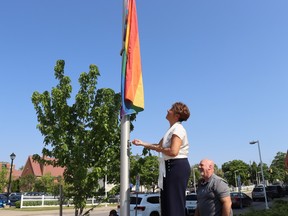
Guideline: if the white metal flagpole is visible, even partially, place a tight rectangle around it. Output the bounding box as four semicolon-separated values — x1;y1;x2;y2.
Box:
120;115;130;216
120;1;130;215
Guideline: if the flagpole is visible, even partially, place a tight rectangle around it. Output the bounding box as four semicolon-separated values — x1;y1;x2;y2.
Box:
120;115;130;216
120;1;130;215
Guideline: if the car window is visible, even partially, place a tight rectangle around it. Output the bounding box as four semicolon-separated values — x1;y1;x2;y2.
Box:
230;193;241;198
0;195;8;201
130;197;142;205
268;186;283;192
266;186;275;191
253;187;264;192
147;196;160;204
186;194;197;200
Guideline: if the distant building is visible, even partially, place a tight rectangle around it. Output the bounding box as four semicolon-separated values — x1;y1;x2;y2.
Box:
0;161;22;180
0;161;22;192
21;155;65;179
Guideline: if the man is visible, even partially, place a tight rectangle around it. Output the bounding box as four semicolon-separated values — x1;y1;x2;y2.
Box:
195;159;232;216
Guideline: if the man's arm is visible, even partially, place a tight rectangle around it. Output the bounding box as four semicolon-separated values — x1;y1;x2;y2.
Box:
220;196;232;216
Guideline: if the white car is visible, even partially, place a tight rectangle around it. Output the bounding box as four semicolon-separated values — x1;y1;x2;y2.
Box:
186;193;197;216
117;193;160;216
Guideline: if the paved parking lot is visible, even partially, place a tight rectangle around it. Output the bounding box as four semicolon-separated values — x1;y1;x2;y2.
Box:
0;206;115;216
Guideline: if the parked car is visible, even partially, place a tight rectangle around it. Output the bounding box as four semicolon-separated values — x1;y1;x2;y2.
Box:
9;194;22;206
9;192;22;196
0;194;8;208
251;186;271;201
266;185;285;198
117;193;160;216
230;192;253;208
0;199;5;208
186;193;197;216
284;185;288;195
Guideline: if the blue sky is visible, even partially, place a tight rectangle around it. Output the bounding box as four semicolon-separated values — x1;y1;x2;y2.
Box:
1;0;287;170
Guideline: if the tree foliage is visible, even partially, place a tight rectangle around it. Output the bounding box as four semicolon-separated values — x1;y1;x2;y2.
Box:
19;174;36;192
269;152;287;184
0;167;8;192
31;60;122;215
130;155;159;192
34;173;55;194
222;160;250;186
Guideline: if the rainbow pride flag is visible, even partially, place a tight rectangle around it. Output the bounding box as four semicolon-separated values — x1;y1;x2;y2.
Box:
121;0;144;116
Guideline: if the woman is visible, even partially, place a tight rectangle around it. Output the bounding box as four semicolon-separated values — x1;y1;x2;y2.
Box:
132;102;191;216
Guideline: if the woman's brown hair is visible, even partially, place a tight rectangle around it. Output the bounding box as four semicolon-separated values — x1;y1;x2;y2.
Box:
171;102;190;122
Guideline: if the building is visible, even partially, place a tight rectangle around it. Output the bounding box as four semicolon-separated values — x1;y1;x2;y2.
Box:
0;161;22;179
21;156;65;179
0;161;22;192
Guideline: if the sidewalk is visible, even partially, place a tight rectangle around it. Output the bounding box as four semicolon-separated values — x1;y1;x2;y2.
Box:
0;206;115;216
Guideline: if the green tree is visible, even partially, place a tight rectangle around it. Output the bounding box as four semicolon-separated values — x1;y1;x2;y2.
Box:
34;173;55;194
19;174;36;192
249;161;258;185
11;179;20;192
130;155;159;192
222;160;250;187
31;60;123;216
0;167;8;192
248;161;270;186
139;156;158;192
269;152;287;184
189;165;200;192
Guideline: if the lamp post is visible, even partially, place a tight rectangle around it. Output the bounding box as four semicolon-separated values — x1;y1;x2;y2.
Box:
105;159;110;207
7;153;16;195
193;168;197;193
234;170;238;191
57;176;63;216
249;140;269;210
105;167;107;207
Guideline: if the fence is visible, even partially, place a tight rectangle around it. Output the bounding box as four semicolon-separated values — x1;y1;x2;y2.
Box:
231;185;255;192
19;195;105;208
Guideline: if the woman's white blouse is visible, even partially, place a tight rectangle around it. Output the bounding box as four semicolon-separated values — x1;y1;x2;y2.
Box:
162;122;189;160
158;122;189;189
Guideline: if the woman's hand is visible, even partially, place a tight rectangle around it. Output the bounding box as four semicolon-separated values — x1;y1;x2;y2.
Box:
131;139;144;146
132;139;161;151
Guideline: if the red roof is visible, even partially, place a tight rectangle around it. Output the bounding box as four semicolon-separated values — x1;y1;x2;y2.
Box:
0;162;22;180
13;169;22;180
21;156;65;178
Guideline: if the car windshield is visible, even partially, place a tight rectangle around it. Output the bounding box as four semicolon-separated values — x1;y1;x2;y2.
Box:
231;193;245;198
230;193;239;197
186;194;197;200
253;187;264;192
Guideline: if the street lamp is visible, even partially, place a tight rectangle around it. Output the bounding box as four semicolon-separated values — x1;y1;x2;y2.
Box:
105;167;107;207
233;170;238;190
192;168;197;193
105;158;110;207
249;140;269;210
8;152;16;195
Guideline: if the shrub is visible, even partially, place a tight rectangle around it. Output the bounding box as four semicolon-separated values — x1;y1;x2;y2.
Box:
15;201;21;208
238;200;288;216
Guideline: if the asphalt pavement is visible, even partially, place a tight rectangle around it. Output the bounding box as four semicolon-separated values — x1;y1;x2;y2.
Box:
0;206;115;216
